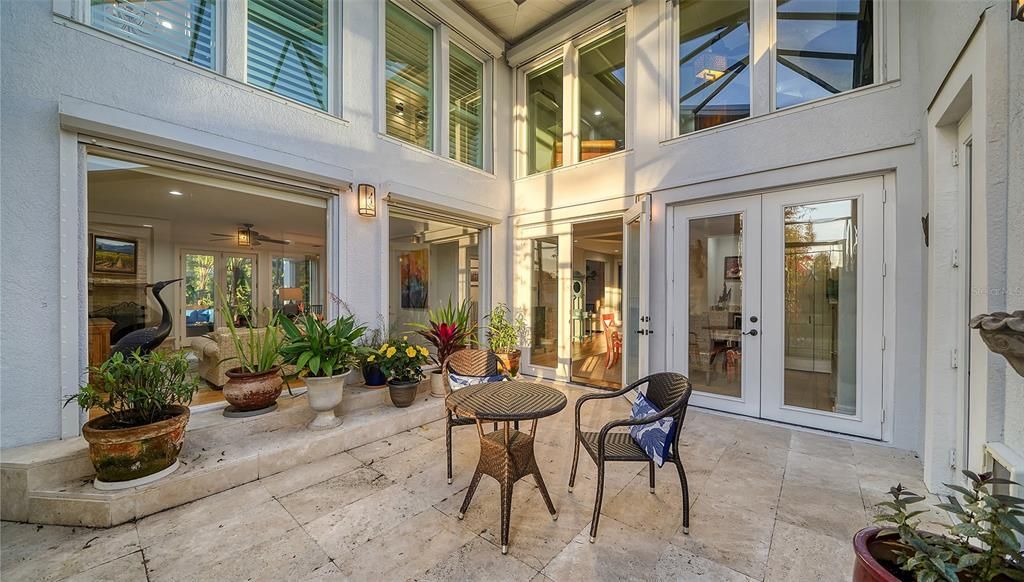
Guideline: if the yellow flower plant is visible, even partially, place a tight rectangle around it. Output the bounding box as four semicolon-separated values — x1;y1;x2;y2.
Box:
377;337;429;383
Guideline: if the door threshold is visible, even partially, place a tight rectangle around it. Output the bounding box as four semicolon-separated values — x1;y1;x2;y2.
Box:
688;404;888;445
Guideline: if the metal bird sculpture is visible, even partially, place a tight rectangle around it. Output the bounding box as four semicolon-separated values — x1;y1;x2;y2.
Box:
110;278;182;359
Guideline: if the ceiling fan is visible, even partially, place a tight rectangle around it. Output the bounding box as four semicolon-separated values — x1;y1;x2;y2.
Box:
209;223;291;247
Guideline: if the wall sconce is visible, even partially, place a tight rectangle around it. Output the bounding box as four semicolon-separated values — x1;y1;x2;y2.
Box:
357;184;376;217
1014;0;1024;21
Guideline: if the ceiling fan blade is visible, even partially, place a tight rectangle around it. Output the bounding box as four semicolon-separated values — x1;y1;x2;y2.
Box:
210;233;235;237
255;234;292;245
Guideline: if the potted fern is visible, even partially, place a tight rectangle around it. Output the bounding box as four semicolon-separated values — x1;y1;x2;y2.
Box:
279;314;366;430
854;471;1024;581
411;297;476;397
64;350;199;489
218;303;284;416
485;303;529;377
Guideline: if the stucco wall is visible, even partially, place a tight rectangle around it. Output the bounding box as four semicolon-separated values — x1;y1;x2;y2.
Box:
1002;19;1024;454
0;0;512;448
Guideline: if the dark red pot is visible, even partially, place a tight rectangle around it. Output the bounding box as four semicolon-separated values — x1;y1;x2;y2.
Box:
853;527;901;582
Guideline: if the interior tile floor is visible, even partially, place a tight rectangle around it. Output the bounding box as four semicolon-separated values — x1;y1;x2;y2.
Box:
2;382;942;582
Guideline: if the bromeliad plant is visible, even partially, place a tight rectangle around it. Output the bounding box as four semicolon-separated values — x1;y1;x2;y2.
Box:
378;337;431;383
66;350;199;427
278;313;367;379
411;297;476;367
873;471;1024;581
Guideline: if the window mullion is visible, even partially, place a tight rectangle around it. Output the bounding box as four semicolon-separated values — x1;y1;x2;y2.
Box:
563;42;579;167
751;0;773;116
438;25;451;159
224;0;246;80
329;0;342;116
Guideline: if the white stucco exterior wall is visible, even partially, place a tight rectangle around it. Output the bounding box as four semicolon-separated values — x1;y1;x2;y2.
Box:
0;0;513;448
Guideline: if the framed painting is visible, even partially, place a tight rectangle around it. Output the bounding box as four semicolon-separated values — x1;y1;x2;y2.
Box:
91;235;138;275
400;249;428;309
724;255;742;280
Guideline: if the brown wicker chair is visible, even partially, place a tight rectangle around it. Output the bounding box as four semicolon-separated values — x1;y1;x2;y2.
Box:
441;349;509;484
569;372;693;542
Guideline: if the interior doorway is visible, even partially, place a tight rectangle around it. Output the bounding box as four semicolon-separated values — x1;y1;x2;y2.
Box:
570;219;624;389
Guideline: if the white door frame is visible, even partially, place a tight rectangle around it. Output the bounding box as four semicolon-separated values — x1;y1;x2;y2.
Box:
623;196;652;386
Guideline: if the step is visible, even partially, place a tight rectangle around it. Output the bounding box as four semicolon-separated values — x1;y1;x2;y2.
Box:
1;381;445;527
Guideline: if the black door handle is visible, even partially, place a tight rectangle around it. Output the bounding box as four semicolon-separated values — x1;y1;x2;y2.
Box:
742;329;758;336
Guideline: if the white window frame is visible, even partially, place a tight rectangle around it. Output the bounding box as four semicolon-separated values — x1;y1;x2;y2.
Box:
515;13;630;178
664;0;899;141
378;0;494;173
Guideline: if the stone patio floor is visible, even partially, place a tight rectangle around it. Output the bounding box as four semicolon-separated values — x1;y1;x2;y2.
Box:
0;382;943;581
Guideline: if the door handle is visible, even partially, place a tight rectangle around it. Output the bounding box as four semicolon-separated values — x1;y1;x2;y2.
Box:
742;329;758;336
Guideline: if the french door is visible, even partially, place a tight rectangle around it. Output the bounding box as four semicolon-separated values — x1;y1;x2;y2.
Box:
180;250;257;344
623;198;651;387
673;178;884;438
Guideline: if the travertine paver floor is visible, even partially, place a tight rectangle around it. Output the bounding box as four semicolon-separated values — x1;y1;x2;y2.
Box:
1;382;942;582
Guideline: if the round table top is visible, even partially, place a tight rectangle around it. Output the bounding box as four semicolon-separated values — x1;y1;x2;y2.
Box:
445;381;567;422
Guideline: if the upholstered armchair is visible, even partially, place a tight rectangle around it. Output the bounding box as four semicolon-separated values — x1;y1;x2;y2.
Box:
191;327;278;388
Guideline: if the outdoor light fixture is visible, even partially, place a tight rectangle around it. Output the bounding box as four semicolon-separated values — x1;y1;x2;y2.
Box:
357;184;377;217
237;225;253;247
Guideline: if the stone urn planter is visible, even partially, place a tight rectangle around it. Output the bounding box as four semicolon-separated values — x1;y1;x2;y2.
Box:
361;363;387;388
304;372;347;430
970;310;1024;376
496;349;522;377
429;369;446;398
82;405;190;490
223;366;282;417
388;379;419;408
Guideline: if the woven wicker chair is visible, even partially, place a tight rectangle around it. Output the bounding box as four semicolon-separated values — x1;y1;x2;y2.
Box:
441;349;509;484
569;372;693;542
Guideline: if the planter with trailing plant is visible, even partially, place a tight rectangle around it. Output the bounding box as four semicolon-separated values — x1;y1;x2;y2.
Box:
485;303;530;377
279;313;366;430
854;471;1023;581
219;304;285;416
412;298;476;397
65;350;199;489
379;337;430;408
356;319;388;388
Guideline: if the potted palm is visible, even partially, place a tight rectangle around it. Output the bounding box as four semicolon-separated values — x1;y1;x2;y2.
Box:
378;337;430;408
64;350;199;489
854;471;1023;581
485;303;529;377
412;298;476;397
218;303;284;416
279;314;366;430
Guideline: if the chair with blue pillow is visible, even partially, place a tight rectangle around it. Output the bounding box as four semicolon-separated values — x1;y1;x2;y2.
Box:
568;372;693;542
441;349;508;485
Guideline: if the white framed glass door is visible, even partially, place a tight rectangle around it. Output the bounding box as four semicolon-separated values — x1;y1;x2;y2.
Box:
623;198;652;386
181;250;258;343
760;179;883;437
673;196;762;417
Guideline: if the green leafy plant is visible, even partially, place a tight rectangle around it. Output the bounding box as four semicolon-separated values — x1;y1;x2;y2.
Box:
485;303;529;354
377;337;430;383
874;471;1024;581
279;313;366;379
217;299;282;375
64;350;199;427
410;297;476;366
355;314;391;364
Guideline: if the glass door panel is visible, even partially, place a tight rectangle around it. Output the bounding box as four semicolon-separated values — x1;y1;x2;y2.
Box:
183;253;216;338
530;237;559;369
623;199;650;386
225;255;256;324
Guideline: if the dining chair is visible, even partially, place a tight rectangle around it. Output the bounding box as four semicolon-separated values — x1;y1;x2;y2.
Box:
600;313;621;369
441;349;508;484
568;372;693;542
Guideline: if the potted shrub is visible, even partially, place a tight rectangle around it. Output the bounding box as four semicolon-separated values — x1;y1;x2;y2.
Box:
412;297;476;397
485;303;529;377
64;350;199;489
279;313;366;430
378;337;430;408
218;304;284;416
355;317;389;388
854;471;1024;581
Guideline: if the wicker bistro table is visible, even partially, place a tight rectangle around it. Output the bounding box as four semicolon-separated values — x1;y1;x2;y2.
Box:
445;381;567;554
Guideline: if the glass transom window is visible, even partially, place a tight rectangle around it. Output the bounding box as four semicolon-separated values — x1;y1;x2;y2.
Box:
89;0;218;70
526;60;564;175
247;0;329;110
449;44;484;169
775;0;874;109
385;2;434;150
578;27;626;161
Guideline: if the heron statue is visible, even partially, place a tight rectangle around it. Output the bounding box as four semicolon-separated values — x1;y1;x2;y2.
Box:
110;278;182;358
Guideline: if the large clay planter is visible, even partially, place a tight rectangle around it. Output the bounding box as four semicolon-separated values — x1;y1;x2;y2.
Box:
223;367;282;414
429;369;446;398
361;363;387;388
853;527;901;582
82;405;190;489
304;372;347;430
388;379;419;408
496;349;522;377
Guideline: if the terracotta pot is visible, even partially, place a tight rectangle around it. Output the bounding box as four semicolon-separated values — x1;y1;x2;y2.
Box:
82;405;190;485
429;369;446;398
223;367;282;412
388;380;419;408
496;349;522;377
361;363;387;388
304;372;347;430
852;527;903;582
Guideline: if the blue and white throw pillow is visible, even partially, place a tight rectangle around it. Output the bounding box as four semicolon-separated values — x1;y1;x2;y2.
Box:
628;392;676;467
448;373;506;391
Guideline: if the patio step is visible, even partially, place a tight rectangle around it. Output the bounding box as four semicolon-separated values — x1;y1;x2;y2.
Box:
0;381;444;527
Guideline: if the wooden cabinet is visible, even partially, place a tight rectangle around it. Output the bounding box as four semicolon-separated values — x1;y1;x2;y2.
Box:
88;318;116;368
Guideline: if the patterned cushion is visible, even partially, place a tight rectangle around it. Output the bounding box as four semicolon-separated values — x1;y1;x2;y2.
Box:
448;373;506;391
628;392;675;467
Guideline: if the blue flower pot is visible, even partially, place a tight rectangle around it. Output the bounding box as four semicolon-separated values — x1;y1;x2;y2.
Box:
361;363;386;388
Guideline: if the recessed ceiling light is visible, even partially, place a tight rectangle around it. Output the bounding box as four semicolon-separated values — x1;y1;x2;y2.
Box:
142;224;153;228
594;110;602;117
161;20;174;29
169;190;184;196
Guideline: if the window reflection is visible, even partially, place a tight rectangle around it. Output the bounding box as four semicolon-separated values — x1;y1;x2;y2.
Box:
679;0;751;134
776;0;874;109
526;61;564;175
578;28;626;161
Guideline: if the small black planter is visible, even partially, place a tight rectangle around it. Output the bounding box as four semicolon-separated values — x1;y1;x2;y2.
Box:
361;363;387;387
388;380;419;408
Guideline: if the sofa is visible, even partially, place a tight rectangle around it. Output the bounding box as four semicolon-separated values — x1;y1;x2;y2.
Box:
191;327;278;388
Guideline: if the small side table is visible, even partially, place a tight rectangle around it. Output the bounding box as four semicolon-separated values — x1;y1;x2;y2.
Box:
446;381;567;554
